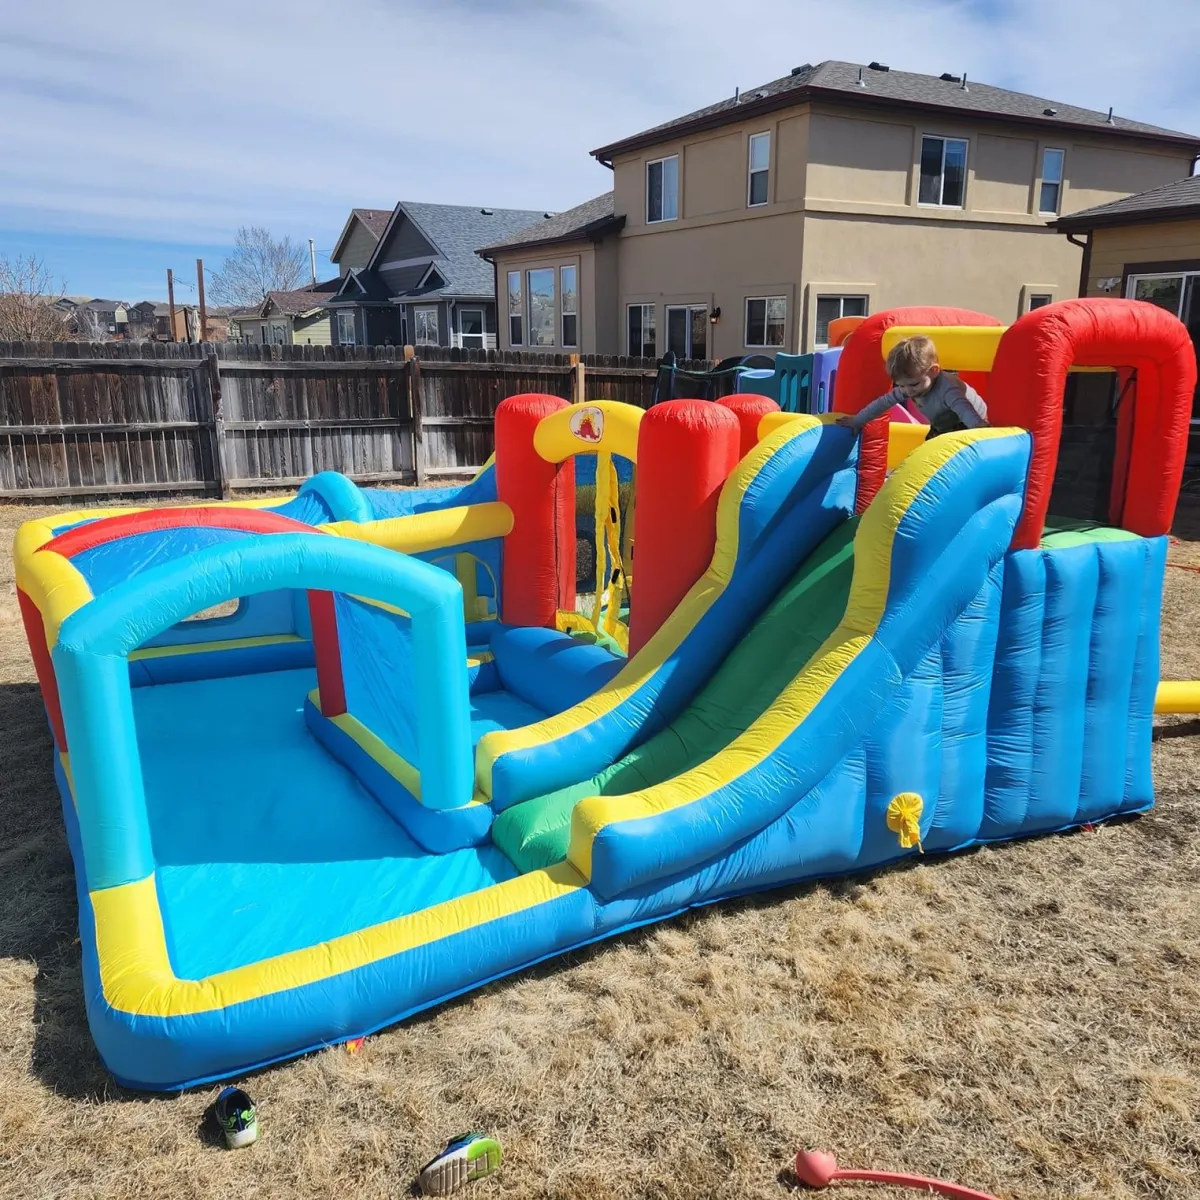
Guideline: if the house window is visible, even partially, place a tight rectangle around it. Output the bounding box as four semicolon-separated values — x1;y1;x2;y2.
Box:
647;156;679;223
414;305;440;346
628;304;656;357
745;297;786;348
260;325;269;344
918;135;968;207
815;295;868;348
507;271;523;346
336;310;356;345
270;323;287;345
561;265;578;347
527;267;555;346
459;308;484;350
1128;272;1200;419
666;305;708;360
1028;293;1053;311
1039;148;1065;214
748;132;770;207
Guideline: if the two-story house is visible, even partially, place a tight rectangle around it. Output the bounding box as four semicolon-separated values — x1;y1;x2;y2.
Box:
324;201;554;347
482;61;1200;358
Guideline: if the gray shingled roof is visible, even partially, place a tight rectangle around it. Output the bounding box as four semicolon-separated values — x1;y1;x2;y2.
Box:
1056;174;1200;230
385;202;553;297
478;192;622;254
592;60;1200;161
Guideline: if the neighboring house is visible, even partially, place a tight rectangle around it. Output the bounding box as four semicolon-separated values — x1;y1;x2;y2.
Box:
325;202;554;347
125;301;158;340
233;280;341;345
330;207;393;274
75;298;128;338
1054;173;1200;429
483;60;1200;357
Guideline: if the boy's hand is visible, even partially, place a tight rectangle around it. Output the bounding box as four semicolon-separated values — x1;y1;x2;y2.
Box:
834;414;857;428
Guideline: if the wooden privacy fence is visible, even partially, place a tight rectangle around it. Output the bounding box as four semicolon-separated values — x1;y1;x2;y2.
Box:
0;342;697;501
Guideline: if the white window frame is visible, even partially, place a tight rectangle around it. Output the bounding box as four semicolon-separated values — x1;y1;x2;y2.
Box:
747;131;770;208
918;135;969;208
744;296;787;349
560;265;578;348
646;155;679;223
627;303;656;357
1039;147;1065;215
336;310;356;346
813;294;869;350
413;305;440;347
664;304;709;359
459;307;485;350
507;270;523;346
270;322;287;345
1028;293;1054;311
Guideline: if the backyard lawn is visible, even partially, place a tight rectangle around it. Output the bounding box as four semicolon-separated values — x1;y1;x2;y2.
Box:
0;497;1197;1200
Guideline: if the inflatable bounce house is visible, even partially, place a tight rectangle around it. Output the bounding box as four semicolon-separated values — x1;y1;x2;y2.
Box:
13;298;1197;1091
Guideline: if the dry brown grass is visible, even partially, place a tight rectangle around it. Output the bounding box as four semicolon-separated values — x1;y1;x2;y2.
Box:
1;497;1198;1200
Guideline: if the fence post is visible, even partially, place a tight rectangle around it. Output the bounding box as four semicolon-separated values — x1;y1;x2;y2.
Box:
206;350;232;499
571;353;585;404
405;344;425;485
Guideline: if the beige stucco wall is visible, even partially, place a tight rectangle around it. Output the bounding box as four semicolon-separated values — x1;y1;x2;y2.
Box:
799;214;1080;346
335;219;381;275
1084;219;1200;294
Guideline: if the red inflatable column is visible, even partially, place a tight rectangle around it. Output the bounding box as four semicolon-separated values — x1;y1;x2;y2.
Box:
718;394;780;459
495;394;576;628
629;400;740;657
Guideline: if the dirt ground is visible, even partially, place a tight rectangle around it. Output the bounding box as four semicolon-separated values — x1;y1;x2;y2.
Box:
0;495;1197;1200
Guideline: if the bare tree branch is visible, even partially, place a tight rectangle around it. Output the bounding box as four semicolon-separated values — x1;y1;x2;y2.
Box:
207;226;309;308
75;308;110;342
0;255;75;341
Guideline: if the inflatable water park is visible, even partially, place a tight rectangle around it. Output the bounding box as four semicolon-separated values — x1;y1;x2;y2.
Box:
13;297;1197;1091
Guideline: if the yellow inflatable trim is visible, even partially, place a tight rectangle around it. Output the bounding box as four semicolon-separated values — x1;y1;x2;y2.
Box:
533;400;642;465
1154;680;1200;714
130;634;305;661
325;502;512;554
91;861;584;1018
881;325;1005;373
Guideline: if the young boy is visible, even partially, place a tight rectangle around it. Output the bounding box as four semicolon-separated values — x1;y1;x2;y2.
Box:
836;334;988;438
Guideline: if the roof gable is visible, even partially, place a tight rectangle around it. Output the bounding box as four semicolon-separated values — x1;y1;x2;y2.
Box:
479;192;621;255
591;60;1200;162
366;200;553;297
330;207;394;264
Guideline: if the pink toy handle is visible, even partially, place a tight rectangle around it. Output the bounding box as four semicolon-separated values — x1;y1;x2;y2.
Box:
835;1167;999;1199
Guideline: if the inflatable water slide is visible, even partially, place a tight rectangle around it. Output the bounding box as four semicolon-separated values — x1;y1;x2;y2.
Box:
13;298;1195;1089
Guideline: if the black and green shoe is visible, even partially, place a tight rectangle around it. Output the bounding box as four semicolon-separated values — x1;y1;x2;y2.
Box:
418;1132;502;1195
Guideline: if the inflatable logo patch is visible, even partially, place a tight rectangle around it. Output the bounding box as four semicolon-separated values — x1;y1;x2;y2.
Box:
570;406;604;444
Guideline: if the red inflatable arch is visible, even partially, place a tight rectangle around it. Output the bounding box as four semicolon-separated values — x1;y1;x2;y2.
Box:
989;298;1197;549
834;306;1003;512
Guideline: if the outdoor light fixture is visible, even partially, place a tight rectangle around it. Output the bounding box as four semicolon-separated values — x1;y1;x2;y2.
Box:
709;307;721;324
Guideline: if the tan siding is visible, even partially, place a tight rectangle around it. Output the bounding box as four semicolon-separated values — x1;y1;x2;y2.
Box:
617;210;804;358
593;237;620;355
806;113;911;206
1086;220;1200;294
292;313;332;346
775;112;810;203
335;221;379;274
683;131;745;218
799;214;1080;344
972;134;1037;214
613;150;653;231
1063;145;1192;214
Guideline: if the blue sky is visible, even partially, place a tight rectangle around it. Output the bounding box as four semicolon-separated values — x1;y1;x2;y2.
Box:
2;0;1198;302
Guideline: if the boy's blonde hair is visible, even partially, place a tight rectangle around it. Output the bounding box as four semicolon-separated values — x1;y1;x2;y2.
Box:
886;335;938;382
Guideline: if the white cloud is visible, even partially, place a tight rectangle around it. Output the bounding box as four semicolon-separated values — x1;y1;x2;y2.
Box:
1;0;1197;252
